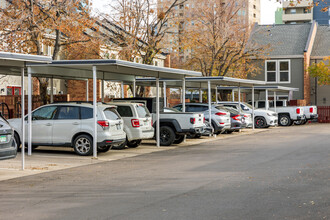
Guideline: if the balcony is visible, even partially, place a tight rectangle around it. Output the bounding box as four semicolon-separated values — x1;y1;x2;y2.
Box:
282;12;313;22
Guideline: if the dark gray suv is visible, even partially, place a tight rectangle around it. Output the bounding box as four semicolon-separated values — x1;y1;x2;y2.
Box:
0;113;17;160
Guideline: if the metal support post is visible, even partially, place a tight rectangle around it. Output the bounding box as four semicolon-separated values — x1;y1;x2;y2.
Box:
208;80;212;130
252;86;255;130
121;81;124;98
93;66;97;158
101;79;104;102
215;86;218;103
238;85;241;114
156;78;160;147
50;77;54;103
86;79;89;101
163;81;167;108
27;68;32;156
232;89;235;101
21;67;25;170
182;78;186;112
274;91;277;112
199;88;203;103
265;89;269;110
133;79;136;97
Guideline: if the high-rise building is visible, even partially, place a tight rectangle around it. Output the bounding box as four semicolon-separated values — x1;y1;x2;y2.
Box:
157;0;260;65
282;0;313;24
313;0;330;25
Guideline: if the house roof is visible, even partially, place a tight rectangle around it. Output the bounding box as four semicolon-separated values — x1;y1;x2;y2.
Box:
250;23;312;57
311;25;330;57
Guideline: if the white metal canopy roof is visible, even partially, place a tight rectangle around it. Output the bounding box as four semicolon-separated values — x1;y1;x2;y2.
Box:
135;76;266;88
217;85;299;92
0;52;52;75
27;59;202;81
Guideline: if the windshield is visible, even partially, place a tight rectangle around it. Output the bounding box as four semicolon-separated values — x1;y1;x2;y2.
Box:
136;104;151;118
223;107;239;114
241;103;253;110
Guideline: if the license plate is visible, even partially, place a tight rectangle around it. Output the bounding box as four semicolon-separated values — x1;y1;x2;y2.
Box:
0;135;7;143
116;124;121;130
144;121;148;126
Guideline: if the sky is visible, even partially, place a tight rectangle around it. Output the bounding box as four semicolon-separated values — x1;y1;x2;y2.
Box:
92;0;283;25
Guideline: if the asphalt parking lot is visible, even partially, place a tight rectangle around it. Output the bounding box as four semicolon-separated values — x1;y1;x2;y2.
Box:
0;128;268;181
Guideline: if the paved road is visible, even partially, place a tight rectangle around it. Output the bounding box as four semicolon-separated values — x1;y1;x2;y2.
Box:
0;124;329;220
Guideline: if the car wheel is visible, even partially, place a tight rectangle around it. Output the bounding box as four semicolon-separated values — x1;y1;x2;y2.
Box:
173;134;185;144
97;145;111;153
255;116;267;128
160;126;175;146
225;130;234;134
127;139;142;148
279;114;291;126
73;134;93;156
112;140;127;150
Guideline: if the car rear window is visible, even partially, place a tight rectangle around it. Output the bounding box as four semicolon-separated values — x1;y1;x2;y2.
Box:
136;104;150;118
116;106;133;117
104;108;121;120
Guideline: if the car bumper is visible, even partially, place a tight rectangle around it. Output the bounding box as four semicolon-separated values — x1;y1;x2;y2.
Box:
0;140;17;160
308;114;318;120
267;116;278;126
98;138;126;147
181;127;204;135
127;129;154;142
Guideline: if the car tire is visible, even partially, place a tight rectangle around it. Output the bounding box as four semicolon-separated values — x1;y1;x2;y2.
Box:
160;126;175;146
127;139;142;148
225;130;234;134
112;140;127;150
97;145;111;153
73;134;93;156
255;116;267;128
173;134;185;144
279;114;291;126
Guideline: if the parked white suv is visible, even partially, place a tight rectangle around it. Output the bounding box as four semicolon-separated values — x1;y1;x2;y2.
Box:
109;102;154;149
8;102;126;156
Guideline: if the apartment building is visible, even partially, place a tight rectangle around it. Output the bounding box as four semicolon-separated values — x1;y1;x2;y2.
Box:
282;0;313;24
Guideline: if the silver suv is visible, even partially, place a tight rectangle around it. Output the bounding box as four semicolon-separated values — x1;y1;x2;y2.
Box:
109;102;154;149
8;102;126;156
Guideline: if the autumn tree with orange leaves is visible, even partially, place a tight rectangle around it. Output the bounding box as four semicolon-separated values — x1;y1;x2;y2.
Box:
0;0;99;103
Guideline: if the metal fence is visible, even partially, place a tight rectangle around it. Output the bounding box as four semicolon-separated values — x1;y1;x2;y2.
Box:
318;106;330;123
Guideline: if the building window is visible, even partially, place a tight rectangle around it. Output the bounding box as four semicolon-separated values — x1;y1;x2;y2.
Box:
265;60;290;83
290;9;296;14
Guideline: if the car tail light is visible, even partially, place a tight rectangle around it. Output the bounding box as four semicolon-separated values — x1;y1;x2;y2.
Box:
97;120;109;129
309;107;313;113
216;112;227;116
131;119;140;128
244;114;249;118
151;119;153;126
296;108;301;114
203;117;206;123
190;118;196;124
232;115;240;121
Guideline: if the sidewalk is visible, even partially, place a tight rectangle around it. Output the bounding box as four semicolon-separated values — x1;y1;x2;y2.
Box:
0;128;271;182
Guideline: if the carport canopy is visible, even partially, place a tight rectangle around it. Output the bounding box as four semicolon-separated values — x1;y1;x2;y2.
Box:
27;59;203;155
0;52;52;171
135;76;266;132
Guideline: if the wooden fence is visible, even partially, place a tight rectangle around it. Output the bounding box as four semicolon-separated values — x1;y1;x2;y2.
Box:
318;106;330;123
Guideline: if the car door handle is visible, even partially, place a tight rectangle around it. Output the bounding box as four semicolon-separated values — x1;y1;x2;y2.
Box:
72;122;80;125
45;123;52;126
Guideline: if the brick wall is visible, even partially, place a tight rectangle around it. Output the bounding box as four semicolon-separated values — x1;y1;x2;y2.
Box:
67;79;101;101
